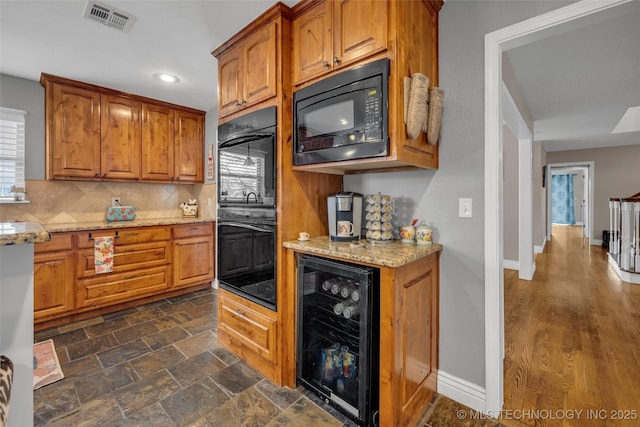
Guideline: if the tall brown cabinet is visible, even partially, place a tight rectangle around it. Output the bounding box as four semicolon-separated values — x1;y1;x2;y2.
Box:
212;2;343;385
212;1;442;425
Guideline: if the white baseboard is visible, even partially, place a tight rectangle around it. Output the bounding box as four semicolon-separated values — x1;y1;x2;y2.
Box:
438;370;486;414
607;253;640;284
534;238;546;254
503;259;519;270
530;261;536;279
591;239;603;246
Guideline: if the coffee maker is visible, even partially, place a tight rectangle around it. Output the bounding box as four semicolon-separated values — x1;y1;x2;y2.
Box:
328;192;363;241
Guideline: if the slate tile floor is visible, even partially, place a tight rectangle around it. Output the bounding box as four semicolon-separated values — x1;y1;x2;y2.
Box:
33;288;358;426
34;287;491;427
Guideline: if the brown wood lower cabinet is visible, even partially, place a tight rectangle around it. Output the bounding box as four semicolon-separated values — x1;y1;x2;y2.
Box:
173;223;215;289
33;222;214;330
217;289;278;381
378;252;440;427
34;233;75;322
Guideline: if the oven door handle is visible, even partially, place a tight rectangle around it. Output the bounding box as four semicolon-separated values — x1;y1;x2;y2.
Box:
218;221;274;233
218;134;274;149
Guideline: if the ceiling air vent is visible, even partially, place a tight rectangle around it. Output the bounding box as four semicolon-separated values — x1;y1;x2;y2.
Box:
83;0;136;32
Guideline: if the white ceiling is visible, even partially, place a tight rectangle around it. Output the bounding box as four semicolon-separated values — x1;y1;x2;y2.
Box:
505;2;640;152
1;0;639;152
0;0;297;112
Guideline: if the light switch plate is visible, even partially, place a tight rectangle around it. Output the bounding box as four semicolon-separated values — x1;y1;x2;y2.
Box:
459;198;472;218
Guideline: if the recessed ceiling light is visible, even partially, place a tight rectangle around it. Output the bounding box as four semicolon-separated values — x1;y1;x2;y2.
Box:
612;106;640;134
153;73;180;84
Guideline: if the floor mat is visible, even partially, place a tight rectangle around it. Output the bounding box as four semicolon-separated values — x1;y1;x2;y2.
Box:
33;339;64;390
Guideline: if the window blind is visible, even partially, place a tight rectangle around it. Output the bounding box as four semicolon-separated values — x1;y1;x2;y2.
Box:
0;108;27;199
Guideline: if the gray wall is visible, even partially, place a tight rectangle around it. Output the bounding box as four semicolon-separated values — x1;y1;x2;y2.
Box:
347;0;573;388
548;144;640;238
533;140;547;247
0;74;45;180
503;125;519;262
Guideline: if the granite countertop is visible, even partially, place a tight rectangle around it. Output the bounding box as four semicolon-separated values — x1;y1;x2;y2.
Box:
43;217;216;233
283;236;442;268
0;221;52;246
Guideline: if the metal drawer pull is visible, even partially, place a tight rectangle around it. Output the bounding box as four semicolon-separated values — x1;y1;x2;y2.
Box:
88;231;120;241
235;309;245;316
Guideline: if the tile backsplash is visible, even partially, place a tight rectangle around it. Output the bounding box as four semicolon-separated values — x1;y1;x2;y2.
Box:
0;180;217;224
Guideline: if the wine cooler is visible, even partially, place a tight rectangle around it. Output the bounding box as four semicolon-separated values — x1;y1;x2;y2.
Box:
296;255;380;426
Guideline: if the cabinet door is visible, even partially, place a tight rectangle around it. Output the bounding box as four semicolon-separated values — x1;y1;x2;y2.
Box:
218;46;243;117
243;21;278;107
141;103;174;181
34;250;75;321
174;234;214;289
397;254;439;426
49;83;101;178
292;0;332;85
100;94;141;180
174;110;204;183
333;0;387;67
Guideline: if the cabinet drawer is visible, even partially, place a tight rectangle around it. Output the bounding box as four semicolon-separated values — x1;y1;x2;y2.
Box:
35;233;74;253
173;223;212;239
77;241;171;278
76;226;172;248
218;293;277;364
77;265;171;309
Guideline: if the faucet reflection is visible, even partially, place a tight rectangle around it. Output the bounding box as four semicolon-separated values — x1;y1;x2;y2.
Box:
246;192;258;204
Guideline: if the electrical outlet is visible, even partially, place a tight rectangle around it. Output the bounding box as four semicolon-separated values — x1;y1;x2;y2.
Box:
112;197;121;207
459;198;472;218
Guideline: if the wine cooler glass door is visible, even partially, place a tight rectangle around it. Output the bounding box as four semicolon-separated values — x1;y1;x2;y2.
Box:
296;255;379;426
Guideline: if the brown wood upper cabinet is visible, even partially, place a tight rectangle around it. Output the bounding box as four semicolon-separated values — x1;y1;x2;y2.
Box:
212;4;288;119
101;94;142;180
41;73;205;183
291;0;443;173
45;82;102;178
292;0;387;86
216;23;277;117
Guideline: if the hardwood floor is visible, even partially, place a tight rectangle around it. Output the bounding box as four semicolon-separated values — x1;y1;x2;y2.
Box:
503;225;640;426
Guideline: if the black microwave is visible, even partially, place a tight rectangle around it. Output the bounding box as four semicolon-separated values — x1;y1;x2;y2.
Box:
293;58;389;166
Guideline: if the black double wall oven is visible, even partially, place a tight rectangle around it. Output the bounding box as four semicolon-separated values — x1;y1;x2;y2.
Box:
217;106;277;310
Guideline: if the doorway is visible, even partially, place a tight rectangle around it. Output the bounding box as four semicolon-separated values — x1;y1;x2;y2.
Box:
484;0;633;415
547;162;593;244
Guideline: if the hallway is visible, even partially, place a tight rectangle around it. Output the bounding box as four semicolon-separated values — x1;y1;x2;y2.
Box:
503;225;640;426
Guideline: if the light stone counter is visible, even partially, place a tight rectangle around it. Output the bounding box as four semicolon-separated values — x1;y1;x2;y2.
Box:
43;217;215;233
0;221;51;246
283;236;442;268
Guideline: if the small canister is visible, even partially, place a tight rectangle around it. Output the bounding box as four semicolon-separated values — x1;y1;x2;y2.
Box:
415;221;433;245
399;225;415;243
